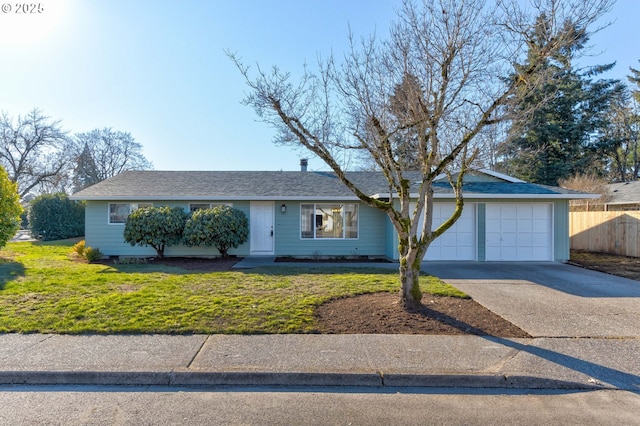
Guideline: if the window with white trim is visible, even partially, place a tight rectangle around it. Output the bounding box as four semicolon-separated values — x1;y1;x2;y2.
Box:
109;203;153;224
188;202;232;212
301;203;358;239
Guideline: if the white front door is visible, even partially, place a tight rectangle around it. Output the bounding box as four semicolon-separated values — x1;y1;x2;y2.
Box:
250;201;274;254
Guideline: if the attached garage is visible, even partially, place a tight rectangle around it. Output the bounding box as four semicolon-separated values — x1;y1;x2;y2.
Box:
396;167;593;263
485;203;553;261
424;203;476;261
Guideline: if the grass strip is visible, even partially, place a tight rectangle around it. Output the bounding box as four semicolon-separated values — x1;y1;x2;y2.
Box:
0;240;467;334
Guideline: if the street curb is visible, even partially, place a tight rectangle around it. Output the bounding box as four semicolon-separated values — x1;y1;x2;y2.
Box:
0;371;610;390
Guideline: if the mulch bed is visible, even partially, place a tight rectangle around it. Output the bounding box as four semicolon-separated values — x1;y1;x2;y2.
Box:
315;292;530;337
569;250;640;281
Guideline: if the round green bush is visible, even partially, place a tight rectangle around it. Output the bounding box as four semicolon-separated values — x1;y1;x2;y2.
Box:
183;205;248;257
123;206;188;258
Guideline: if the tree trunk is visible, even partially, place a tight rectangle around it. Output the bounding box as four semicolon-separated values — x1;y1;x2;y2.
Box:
399;255;422;310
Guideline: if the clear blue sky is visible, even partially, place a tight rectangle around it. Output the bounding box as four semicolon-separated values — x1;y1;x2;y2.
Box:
1;0;637;172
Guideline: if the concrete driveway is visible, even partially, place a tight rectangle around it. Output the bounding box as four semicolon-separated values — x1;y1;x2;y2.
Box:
421;262;640;338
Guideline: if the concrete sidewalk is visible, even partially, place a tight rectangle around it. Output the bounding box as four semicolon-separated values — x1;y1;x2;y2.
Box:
0;333;638;391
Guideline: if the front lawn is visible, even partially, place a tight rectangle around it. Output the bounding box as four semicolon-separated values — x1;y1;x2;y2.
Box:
0;241;466;334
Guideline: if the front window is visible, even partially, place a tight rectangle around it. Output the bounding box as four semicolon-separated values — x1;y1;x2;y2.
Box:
301;203;358;239
189;202;232;212
109;203;153;224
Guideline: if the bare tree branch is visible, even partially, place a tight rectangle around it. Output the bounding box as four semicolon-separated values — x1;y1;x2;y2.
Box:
229;0;614;309
0;108;72;198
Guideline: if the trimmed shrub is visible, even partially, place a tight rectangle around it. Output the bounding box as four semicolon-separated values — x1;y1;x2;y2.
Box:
183;205;248;258
123;206;188;258
28;193;85;241
0;165;22;248
84;246;103;263
72;240;86;257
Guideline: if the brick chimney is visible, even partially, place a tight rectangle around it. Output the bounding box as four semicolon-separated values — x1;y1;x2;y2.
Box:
300;158;308;172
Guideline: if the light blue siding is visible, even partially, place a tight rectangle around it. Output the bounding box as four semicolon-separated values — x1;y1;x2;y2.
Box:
274;201;386;258
553;200;570;261
384;213;396;259
476;203;486;261
85;200;386;258
84;201;250;257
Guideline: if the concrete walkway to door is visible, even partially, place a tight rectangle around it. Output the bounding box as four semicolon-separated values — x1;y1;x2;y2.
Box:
421;262;640;338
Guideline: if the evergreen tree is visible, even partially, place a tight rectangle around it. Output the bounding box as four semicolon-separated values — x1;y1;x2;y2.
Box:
498;17;621;185
597;86;640;182
73;143;100;192
628;60;640;103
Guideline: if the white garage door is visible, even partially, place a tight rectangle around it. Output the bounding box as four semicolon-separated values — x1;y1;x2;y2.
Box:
420;203;476;261
486;203;552;261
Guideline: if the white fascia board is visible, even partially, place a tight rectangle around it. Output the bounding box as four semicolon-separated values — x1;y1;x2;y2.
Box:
70;195;361;201
476;169;526;182
372;192;599;200
429;193;600;200
431;168;526;183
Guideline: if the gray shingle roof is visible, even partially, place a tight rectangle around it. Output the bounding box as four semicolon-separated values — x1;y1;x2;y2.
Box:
70;170;591;201
606;181;640;205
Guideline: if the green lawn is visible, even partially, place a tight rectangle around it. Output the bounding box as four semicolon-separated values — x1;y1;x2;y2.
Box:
0;240;467;334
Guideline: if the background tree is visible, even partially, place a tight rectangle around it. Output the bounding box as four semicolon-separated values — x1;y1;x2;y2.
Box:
230;0;613;309
123;206;187;258
28;193;84;241
628;61;640;103
183;206;248;258
0;165;23;248
559;173;610;211
597;86;640;182
72;128;153;192
497;19;622;186
0;109;71;198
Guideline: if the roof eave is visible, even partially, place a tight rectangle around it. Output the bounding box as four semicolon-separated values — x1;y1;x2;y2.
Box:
71;195;362;201
420;193;599;200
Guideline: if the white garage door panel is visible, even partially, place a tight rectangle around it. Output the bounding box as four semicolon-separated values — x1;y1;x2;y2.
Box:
486;203;552;261
424;203;476;261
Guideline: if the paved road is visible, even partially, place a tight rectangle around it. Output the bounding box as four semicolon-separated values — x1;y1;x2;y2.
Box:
1;386;639;425
423;261;640;337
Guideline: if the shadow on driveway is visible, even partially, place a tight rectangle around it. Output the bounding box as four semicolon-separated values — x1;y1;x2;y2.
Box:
421;261;640;298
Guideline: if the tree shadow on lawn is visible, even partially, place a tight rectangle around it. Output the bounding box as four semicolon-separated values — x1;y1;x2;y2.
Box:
0;257;25;290
94;256;400;277
247;265;400;277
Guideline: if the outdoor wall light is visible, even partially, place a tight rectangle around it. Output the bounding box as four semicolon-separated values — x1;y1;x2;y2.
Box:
281;204;287;214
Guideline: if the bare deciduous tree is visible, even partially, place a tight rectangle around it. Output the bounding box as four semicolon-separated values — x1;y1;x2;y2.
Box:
559;173;611;211
72;128;153;191
0;109;71;198
230;0;613;309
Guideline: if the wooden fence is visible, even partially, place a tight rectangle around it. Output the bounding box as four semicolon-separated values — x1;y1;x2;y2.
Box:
570;211;640;257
